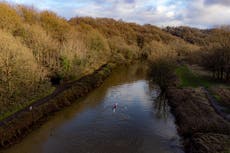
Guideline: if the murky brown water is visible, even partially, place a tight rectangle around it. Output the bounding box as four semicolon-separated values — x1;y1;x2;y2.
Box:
3;63;183;153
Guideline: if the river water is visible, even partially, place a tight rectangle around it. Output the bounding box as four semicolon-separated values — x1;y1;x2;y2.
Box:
3;63;183;153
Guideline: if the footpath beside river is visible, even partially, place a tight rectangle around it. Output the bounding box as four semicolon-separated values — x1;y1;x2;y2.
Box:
165;64;230;153
0;63;115;148
1;63;183;153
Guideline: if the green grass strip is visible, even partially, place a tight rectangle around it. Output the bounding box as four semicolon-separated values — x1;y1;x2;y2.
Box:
0;87;55;121
175;65;216;88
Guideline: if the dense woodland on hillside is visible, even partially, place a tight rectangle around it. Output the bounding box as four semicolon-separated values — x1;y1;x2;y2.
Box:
165;26;230;82
0;2;229;119
0;2;191;116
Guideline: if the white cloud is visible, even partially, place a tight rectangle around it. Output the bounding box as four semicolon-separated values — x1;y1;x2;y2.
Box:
180;0;230;28
4;0;230;28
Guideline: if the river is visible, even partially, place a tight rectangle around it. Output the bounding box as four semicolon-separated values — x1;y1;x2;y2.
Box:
3;63;184;153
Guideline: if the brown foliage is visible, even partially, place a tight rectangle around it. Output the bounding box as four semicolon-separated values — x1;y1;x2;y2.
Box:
17;5;39;25
166;87;230;153
0;2;199;118
165;26;230;48
0;30;48;111
40;11;71;43
201;47;230;82
167;87;230;135
0;2;22;32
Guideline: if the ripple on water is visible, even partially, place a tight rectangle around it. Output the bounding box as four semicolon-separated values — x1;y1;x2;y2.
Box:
3;63;184;153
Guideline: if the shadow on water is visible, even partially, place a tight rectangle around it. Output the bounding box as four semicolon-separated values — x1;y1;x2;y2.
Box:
154;92;169;120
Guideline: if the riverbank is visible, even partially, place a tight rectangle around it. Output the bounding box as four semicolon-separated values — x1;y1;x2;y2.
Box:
1;62;184;153
165;65;230;153
0;63;115;148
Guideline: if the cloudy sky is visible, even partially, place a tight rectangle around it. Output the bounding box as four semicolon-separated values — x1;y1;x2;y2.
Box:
6;0;230;28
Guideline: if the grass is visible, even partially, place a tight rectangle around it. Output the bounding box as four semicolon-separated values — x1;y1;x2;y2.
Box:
214;94;221;101
0;87;55;121
175;65;230;114
175;65;219;88
223;150;230;153
213;93;230;114
223;144;230;153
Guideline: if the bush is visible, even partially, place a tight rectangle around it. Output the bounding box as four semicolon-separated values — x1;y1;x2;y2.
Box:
40;11;71;43
15;24;60;72
108;36;139;62
149;58;176;91
83;28;111;67
144;40;176;60
0;30;48;111
0;2;201;118
201;47;230;82
17;5;39;25
0;2;22;32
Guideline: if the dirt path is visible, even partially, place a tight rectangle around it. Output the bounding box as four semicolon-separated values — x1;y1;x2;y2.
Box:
166;87;230;153
202;87;230;122
0;64;113;146
0;63;115;127
0;81;73;126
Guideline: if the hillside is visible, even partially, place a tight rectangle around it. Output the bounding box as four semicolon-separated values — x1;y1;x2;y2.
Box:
0;2;197;119
164;26;230;47
0;2;230;153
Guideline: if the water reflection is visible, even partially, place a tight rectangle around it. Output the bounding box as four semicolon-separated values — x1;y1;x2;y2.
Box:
2;62;183;153
154;92;169;120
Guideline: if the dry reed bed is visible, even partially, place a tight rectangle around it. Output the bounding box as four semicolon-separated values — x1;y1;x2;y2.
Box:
166;87;230;153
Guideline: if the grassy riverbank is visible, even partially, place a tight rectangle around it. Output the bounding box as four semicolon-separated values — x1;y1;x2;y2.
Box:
1;1;230;152
0;2;198;120
149;61;230;153
0;63;115;148
166;87;230;153
0;2;196;149
175;65;212;87
175;65;229;88
176;64;230;112
0;87;55;121
172;65;230;153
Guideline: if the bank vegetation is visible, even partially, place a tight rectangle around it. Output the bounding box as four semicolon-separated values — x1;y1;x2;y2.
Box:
0;2;199;119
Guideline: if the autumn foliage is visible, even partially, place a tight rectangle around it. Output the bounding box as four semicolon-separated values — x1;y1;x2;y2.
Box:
0;2;228;117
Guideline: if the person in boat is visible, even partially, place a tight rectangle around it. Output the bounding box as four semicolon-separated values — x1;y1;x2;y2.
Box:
113;103;118;109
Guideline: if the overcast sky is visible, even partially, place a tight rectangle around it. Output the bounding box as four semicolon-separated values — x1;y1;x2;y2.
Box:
6;0;230;28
